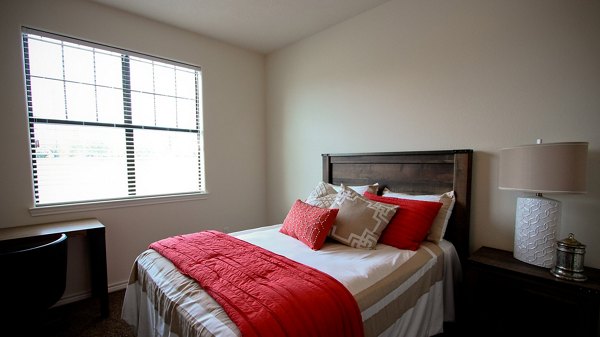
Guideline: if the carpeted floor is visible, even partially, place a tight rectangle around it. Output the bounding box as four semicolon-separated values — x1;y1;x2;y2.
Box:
25;289;135;337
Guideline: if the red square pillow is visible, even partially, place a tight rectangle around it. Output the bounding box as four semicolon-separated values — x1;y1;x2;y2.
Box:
280;199;339;250
364;192;442;250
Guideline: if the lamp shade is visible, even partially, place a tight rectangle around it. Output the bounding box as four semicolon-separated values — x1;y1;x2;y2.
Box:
499;142;588;194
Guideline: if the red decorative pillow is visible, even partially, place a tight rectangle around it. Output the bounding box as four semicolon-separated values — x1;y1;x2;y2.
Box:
280;199;339;250
364;192;442;250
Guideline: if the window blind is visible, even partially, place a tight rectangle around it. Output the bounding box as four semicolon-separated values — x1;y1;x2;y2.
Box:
22;28;205;206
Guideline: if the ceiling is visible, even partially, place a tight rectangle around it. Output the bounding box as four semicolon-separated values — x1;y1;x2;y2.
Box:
90;0;391;54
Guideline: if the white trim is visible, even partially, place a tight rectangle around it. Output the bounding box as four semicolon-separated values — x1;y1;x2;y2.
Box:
52;280;129;307
29;192;208;216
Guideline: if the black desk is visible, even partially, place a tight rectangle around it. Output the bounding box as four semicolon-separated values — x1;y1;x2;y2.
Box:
0;218;109;317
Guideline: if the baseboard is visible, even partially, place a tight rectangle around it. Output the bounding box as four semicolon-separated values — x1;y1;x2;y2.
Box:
53;280;129;307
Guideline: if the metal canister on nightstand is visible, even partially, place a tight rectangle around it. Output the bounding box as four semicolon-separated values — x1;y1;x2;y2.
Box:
550;233;587;282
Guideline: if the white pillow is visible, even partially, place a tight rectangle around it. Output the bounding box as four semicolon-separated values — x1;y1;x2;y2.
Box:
305;182;378;208
331;183;379;195
382;189;455;243
305;181;338;208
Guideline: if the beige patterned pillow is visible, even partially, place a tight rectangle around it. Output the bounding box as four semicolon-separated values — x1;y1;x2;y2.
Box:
329;184;398;249
305;182;378;208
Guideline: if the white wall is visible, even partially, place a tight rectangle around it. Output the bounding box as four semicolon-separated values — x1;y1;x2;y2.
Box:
266;0;600;267
0;0;266;301
2;0;599;305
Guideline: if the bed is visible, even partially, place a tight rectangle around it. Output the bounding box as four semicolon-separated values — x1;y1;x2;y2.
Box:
122;149;473;337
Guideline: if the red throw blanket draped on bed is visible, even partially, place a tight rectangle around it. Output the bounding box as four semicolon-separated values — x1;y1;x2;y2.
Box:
149;230;364;337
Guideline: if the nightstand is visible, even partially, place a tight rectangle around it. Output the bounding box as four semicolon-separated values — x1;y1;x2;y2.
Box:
465;246;600;337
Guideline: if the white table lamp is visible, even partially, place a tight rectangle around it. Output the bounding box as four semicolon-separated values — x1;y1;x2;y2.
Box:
499;140;588;268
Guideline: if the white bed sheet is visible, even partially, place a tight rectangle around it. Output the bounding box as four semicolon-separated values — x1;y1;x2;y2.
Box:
231;224;418;295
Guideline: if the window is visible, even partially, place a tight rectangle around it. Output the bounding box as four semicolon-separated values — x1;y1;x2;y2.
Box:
22;28;205;208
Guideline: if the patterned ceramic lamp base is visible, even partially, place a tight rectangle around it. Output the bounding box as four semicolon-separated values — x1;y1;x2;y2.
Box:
513;195;560;268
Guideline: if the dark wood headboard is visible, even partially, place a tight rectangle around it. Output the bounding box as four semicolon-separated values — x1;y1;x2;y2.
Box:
322;150;473;263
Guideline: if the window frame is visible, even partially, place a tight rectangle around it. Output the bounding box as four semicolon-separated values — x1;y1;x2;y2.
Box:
21;27;207;216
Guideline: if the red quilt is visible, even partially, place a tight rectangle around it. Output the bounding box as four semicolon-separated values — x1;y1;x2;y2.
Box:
149;230;364;337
